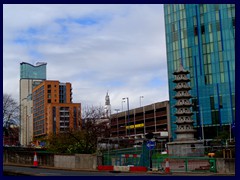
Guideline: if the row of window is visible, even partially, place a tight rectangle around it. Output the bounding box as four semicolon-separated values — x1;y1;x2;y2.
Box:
166;4;235;14
33;107;44;116
34;130;44;136
33;120;44;127
33;115;44;122
32;90;44;101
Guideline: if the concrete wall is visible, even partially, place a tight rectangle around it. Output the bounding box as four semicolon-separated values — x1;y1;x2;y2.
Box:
51;154;98;170
168;141;204;157
75;154;97;170
4;150;54;167
54;155;76;169
216;158;235;174
4;150;97;170
3;150;235;173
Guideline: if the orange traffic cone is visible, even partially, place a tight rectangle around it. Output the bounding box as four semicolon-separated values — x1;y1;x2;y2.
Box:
33;152;38;167
165;158;170;173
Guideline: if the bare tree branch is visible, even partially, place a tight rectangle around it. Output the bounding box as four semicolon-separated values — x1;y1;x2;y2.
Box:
3;93;20;128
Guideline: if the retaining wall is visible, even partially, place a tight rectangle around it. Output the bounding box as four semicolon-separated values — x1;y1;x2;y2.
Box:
75;154;97;170
3;150;98;170
3;150;235;173
216;158;235;174
54;155;76;169
4;150;54;167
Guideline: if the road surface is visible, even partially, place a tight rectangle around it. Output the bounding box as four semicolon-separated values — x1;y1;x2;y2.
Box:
3;165;164;176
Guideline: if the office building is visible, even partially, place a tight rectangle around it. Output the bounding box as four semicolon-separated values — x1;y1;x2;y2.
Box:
164;4;235;140
32;81;81;138
19;62;47;146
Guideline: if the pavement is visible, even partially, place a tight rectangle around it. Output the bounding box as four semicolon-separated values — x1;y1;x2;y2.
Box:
3;163;235;176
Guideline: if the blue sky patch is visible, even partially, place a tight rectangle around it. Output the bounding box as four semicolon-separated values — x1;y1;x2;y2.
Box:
29;50;43;59
148;77;163;87
26;27;39;35
73;17;98;25
14;38;29;44
56;16;100;26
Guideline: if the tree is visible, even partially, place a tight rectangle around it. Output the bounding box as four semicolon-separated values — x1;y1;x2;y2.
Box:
3;94;20;145
46;105;111;154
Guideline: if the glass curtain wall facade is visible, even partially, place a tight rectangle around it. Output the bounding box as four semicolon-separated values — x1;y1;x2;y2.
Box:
164;4;235;140
20;62;47;79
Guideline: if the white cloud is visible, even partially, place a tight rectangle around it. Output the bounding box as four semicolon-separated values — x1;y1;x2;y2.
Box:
3;4;169;111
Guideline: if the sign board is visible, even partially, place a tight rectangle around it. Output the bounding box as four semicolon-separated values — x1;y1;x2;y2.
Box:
126;123;144;129
146;140;155;150
160;131;168;137
113;166;130;172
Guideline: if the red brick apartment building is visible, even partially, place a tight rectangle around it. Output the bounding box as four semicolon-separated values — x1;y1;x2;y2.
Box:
32;81;81;138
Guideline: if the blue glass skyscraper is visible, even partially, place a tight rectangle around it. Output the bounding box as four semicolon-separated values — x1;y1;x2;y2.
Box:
20;62;47;146
164;4;235;140
20;62;47;80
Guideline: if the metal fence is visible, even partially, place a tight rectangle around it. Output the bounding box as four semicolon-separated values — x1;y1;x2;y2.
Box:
152;156;216;173
102;147;143;166
102;146;217;173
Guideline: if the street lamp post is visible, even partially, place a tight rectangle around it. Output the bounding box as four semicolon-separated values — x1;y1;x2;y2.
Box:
115;109;120;143
139;96;145;135
140;96;144;107
122;100;125;112
122;97;130;137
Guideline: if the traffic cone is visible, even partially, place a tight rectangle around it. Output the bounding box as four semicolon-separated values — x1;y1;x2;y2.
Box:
33;152;38;167
165;158;170;173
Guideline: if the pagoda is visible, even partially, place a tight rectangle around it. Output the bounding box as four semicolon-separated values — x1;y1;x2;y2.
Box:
167;64;204;157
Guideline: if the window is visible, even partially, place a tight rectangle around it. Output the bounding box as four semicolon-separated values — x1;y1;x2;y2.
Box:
216;21;220;31
172;23;176;32
203;4;207;13
210;43;214;53
215;11;219;21
194;26;198;36
210;96;215;110
201;25;205;34
204;75;212;84
194;36;198;45
193;16;197;26
208;23;212;33
192;98;198;111
217;95;223;109
232;18;235;28
211;110;219;124
173;32;178;42
220;73;225;83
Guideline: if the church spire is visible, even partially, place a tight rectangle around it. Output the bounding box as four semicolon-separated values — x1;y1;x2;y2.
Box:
104;91;111;118
105;91;110;106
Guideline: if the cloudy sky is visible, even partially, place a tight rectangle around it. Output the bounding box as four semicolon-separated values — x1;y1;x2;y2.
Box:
3;4;169;112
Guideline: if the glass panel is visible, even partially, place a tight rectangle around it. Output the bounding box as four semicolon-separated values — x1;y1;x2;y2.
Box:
209;33;213;42
210;96;215;110
220;72;225;83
